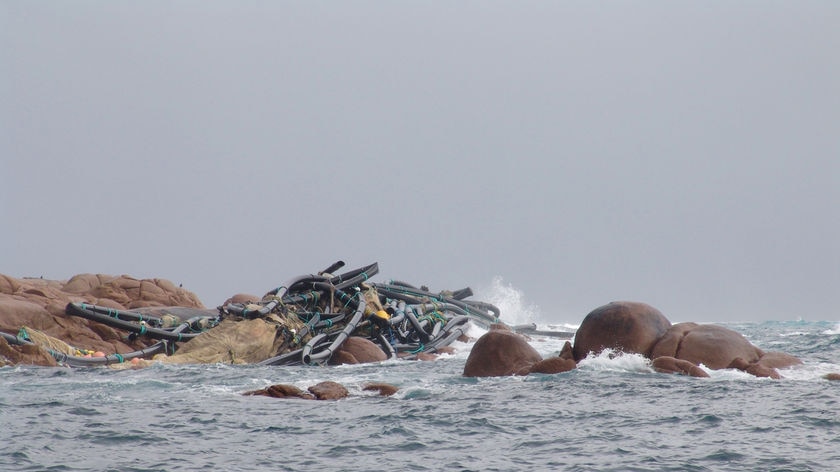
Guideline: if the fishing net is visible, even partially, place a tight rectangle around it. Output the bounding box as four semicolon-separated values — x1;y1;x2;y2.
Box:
17;326;77;356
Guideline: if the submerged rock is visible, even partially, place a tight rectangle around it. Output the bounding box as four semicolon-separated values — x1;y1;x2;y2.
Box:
244;384;314;400
528;341;577;375
308;381;349;400
243;381;392;400
363;382;399;396
651;356;709;378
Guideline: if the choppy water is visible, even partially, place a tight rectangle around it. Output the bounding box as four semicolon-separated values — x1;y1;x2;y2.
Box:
3;318;840;471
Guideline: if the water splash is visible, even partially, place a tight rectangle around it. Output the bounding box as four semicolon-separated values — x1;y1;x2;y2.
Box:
576;349;653;373
474;276;540;326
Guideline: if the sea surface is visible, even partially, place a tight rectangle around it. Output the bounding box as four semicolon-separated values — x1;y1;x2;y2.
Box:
3;304;840;471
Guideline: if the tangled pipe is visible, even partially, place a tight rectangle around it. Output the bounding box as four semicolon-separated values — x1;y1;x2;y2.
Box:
227;263;378;318
48;261;503;367
372;283;498;327
302;293;366;365
224;274;319;318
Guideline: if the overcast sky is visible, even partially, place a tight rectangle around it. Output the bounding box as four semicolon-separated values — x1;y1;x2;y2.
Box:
2;2;838;323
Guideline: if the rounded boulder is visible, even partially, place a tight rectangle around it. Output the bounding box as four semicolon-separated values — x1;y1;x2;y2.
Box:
572;301;672;362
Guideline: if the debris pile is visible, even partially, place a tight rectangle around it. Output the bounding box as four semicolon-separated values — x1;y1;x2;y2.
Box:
2;261;502;367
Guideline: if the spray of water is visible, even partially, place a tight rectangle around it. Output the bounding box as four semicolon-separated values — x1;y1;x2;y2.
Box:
576;349;653;373
474;276;541;326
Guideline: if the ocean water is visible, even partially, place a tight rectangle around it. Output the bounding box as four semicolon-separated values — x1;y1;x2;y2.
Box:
2;285;840;471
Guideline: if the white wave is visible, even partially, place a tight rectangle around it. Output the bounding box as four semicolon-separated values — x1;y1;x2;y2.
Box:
576;349;653;373
703;367;761;381
777;362;840;381
778;331;809;337
822;323;840;335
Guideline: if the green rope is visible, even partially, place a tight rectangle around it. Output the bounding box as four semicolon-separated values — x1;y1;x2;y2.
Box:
114;353;124;363
410;343;425;354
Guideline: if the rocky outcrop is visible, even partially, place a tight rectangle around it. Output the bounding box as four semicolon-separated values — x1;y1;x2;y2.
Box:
464;301;812;380
574;301;803;379
0;273;204;366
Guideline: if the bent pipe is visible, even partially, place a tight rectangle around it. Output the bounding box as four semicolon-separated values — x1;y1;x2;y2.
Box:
432;316;471;342
460;299;501;320
412;301;494;328
385;300;407;327
227;274;325;318
450;287;474;300
294;312;321;344
254;261;379;318
302;297;367;365
426;322;470;353
374;283;499;321
66;303;210;342
372;286;424;305
440;298;498;325
64;304;170;328
403;305;431;343
398;316;471;357
59;314;201;366
3;330;169;367
510;323;575;338
374;284;497;325
314;312;346;329
258;348;304;366
268;274;329;298
281;262;378;296
387;280;419;289
300;333;330;365
319;260;346;276
329;263;379;291
55;342;168;367
1;331;23;345
377;332;397;360
372;283;451;303
276;262;385;296
431;321;443;339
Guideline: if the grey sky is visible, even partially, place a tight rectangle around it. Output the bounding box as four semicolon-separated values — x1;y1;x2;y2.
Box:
3;2;838;323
